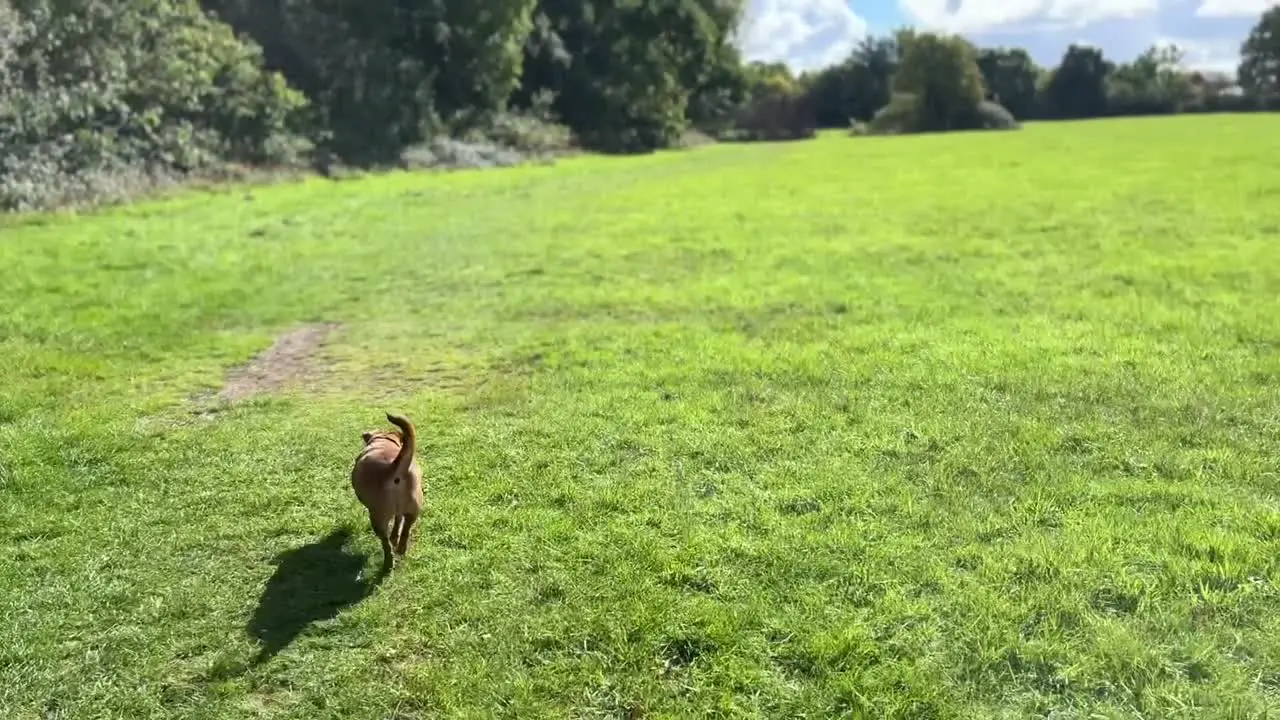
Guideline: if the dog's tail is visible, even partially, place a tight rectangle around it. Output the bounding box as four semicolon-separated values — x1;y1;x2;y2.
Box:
385;412;416;485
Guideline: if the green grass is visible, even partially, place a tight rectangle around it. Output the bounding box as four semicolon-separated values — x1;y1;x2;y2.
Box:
3;114;1280;719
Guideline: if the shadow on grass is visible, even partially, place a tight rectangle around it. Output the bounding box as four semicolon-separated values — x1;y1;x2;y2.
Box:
248;527;383;664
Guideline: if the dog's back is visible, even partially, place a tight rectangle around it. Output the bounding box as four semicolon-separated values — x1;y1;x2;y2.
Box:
351;435;421;514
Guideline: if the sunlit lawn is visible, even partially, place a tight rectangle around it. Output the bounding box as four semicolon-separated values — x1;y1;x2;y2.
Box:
2;113;1279;718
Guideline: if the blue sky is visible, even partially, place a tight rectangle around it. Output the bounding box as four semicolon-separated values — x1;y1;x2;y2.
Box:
737;0;1277;74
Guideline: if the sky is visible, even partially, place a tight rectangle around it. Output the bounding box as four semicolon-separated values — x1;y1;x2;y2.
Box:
737;0;1279;74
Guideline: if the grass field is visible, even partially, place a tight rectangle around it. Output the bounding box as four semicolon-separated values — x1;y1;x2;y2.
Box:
3;114;1280;719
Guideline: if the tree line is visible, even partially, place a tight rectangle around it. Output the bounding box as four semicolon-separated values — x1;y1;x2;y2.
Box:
797;22;1278;132
1;0;1277;211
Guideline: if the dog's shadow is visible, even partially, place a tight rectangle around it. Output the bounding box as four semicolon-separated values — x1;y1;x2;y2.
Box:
248;527;382;664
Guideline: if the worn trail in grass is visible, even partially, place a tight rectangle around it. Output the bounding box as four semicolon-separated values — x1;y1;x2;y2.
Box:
2;115;1280;718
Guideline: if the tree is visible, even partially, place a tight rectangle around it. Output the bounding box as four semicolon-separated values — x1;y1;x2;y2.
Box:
205;0;748;156
802;63;854;127
801;34;900;127
733;89;814;140
686;42;750;132
1107;43;1194;115
1239;5;1280;101
743;61;800;97
731;60;812;140
976;47;1040;119
848;35;902;121
1043;44;1112;118
891;31;986;130
519;0;744;152
203;0;537;160
378;0;536;124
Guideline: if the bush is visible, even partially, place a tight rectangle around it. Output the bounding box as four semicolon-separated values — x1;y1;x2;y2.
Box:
674;129;718;148
957;100;1021;130
729;91;816;142
463;113;576;158
399;139;527;171
867;92;922;134
0;0;309;212
864;93;1020;135
323;108;571;177
415;92;575;171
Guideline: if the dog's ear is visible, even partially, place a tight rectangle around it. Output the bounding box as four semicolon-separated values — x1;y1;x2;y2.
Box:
361;431;374;444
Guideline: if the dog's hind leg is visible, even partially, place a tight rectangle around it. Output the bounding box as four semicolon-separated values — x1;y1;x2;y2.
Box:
390;515;405;549
395;513;418;556
370;511;395;573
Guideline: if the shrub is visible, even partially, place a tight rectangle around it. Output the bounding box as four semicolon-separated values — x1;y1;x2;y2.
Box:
329;104;572;176
399;139;527;171
674;129;718;148
867;92;923;134
729;91;816;142
864;93;1020;136
0;0;309;212
956;100;1021;130
463;113;576;158
426;91;576;170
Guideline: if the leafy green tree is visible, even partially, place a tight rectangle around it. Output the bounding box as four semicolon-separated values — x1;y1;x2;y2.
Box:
522;0;742;152
204;0;536;159
975;47;1040;119
849;36;902;121
686;42;750;132
339;0;536;123
891;31;986;130
802;35;900;126
1238;5;1280;101
1107;44;1194;115
744;61;800;97
208;0;748;154
1043;44;1113;118
202;0;429;159
802;64;853;127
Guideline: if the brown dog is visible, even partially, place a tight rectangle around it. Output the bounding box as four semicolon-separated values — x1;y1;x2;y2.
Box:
350;413;422;573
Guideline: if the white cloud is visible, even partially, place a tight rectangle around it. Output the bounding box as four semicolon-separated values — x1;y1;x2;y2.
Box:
1195;0;1278;17
899;0;1160;33
736;0;1262;73
738;0;869;70
1156;35;1242;72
